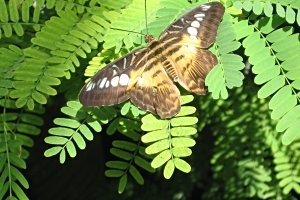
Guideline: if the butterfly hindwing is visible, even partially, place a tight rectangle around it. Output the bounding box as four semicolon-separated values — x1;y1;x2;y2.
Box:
163;47;217;95
130;62;180;119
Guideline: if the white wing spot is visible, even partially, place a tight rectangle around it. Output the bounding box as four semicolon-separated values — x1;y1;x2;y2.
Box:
99;77;107;88
119;74;130;86
201;5;211;11
111;76;119;87
187;45;196;52
105;80;110;88
138;77;145;85
85;81;93;91
191;20;200;28
123;58;127;69
187;27;198;36
112;69;118;76
97;78;102;85
190;35;197;40
196;17;203;22
172;25;183;29
194;13;205;18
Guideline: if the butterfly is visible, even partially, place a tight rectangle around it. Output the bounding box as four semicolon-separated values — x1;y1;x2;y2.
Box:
79;2;225;119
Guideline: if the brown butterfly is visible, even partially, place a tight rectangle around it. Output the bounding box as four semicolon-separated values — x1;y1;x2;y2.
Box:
79;2;225;119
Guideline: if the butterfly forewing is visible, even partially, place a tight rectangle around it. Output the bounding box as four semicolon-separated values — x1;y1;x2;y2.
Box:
159;2;225;48
79;48;147;106
158;2;224;94
79;2;225;118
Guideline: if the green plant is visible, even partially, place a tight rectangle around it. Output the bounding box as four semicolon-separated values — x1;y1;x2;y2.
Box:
0;0;299;199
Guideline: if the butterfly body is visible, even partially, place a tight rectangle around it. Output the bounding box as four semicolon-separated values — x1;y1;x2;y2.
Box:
79;2;225;119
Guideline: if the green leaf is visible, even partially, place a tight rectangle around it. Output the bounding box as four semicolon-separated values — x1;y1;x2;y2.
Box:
120;101;131;115
73;132;86;149
66;141;77;158
79;124;93;141
141;129;168;143
164;160;175;179
118;174;127;194
44;136;68;145
54;118;80;128
171;137;195;148
243;0;252;12
234;20;254;40
171;127;196;137
0;182;9;200
270;94;297;120
110;148;132;160
141;114;169;131
172;147;192;157
286;6;295;24
174;158;191;173
0;0;8;22
10;166;29;188
49;127;74;137
134;156;155;173
282;119;300;145
8;153;26;169
11;182;29;200
151;150;172;168
106;118;119;135
15;97;27;108
297;9;300;26
145;139;170;154
175;106;196;117
31;91;47;104
87;119;102;132
276;3;285;18
105;169;124;177
106;161;129;170
257;75;285;99
264;1;273;17
180;95;194;105
171;117;198;126
129;165;144;185
252;0;263;15
44;146;63;157
112;140;137;151
59;148;66;164
276;105;300;132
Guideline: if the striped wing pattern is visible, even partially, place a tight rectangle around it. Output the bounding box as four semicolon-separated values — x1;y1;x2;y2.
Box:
79;2;225;119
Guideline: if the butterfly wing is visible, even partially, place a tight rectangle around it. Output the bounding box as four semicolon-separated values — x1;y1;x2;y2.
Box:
79;48;147;106
79;47;180;119
129;62;180;119
158;2;225;94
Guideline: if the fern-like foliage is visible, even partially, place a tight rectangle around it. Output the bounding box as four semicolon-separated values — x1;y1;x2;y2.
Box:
206;13;244;99
1;0;300;198
9;2;112;110
0;99;44;199
44;101;115;163
234;0;300;24
141;95;197;178
105;115;155;194
242;14;300;146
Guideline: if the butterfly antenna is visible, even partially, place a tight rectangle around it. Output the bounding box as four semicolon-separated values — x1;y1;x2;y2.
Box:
110;27;146;36
144;0;149;36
